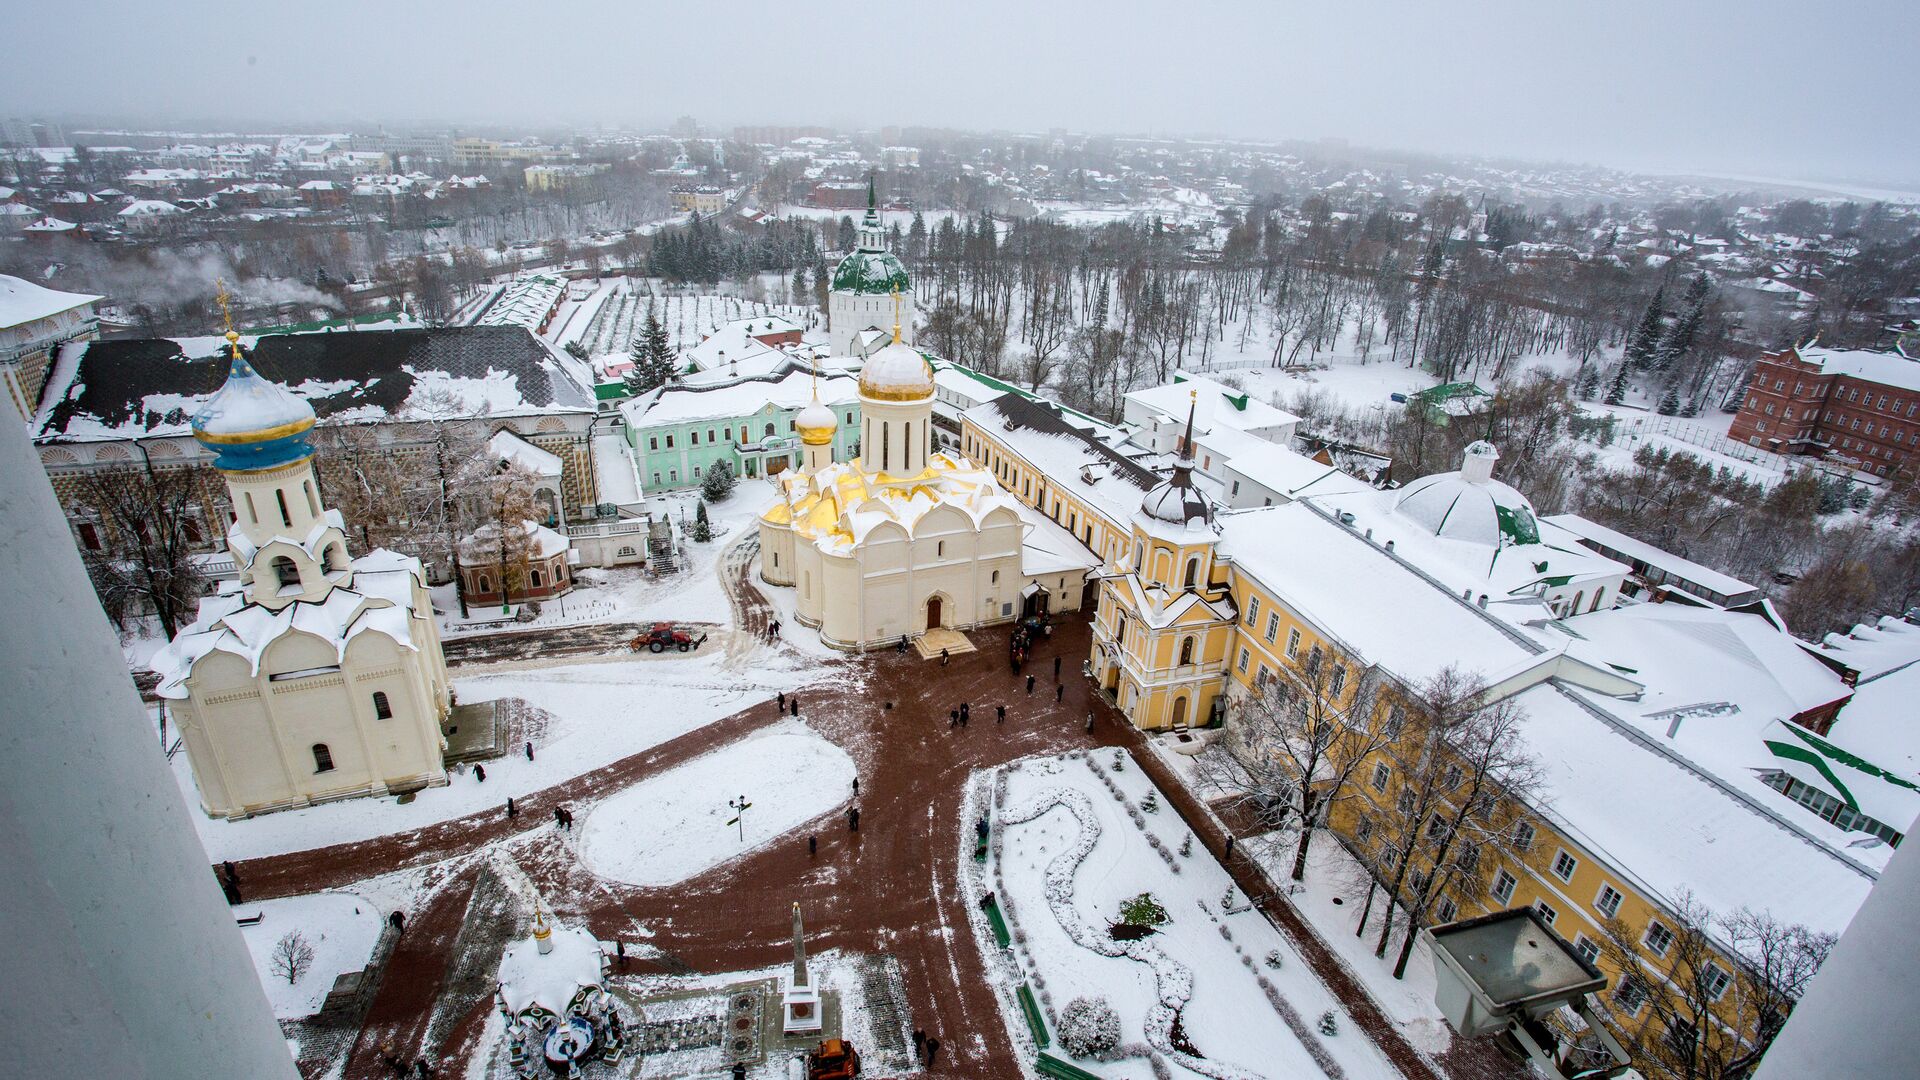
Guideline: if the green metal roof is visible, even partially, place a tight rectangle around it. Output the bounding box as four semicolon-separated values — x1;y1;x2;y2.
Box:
831;250;910;296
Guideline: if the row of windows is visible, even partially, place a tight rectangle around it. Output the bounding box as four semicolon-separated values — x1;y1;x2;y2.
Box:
645;414;855;453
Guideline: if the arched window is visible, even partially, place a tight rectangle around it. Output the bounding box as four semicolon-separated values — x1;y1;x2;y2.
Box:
275;488;292;527
1570;591;1584;615
937;541;944;558
478;575;492;593
531;568;544;588
244;491;257;524
372;691;392;720
765;422;776;438
325;543;348;573
303;480;320;517
272;555;300;588
1184;557;1200;590
1592;587;1606;612
1179;636;1195;666
311;743;334;773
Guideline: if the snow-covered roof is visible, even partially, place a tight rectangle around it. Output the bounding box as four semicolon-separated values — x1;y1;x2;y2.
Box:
1512;684;1873;941
965;394;1159;531
488;428;563;478
1125;373;1300;436
626;369;859;429
497;924;602;1017
1811;615;1920;682
1541;513;1761;603
1219;502;1538;683
36;327;594;443
0;273;98;329
858;340;935;400
460;520;569;562
1792;344;1920;395
118;198;185;217
149;549;426;700
478;274;565;331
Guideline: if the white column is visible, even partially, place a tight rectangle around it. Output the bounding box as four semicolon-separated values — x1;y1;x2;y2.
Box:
0;413;299;1079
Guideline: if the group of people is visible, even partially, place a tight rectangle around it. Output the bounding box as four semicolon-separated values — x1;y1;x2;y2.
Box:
764;619;783;641
1006;616;1053;673
376;1047;436;1077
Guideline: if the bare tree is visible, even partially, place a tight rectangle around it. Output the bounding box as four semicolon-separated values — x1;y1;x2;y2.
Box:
269;930;315;985
402;388;492;616
74;461;211;638
463;460;546;611
1596;893;1834;1080
1358;667;1545;979
1194;642;1389;882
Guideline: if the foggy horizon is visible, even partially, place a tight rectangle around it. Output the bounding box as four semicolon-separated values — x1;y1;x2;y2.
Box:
6;0;1918;191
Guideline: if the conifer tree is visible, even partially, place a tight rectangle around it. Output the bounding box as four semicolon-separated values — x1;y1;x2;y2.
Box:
1625;286;1667;369
907;211;927;259
1605;363;1630;406
1657;384;1682;415
1576;365;1601;401
1655;273;1711;372
700;460;735;502
625;312;676;396
691;499;712;542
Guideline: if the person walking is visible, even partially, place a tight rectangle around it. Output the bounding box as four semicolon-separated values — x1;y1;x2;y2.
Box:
790;696;800;717
222;860;238;884
949;709;959;728
219;872;241;905
389;909;406;935
912;1029;926;1058
960;702;970;723
1086;711;1095;733
1055;684;1065;703
506;797;517;820
848;807;860;832
1225;835;1236;859
778;690;787;712
809;835;817;856
473;763;486;783
1054;655;1062;679
525;740;535;761
1026;674;1035;695
924;1037;940;1068
940;647;950;666
898;634;908;653
852;776;859;795
996;704;1006;723
615;940;627;970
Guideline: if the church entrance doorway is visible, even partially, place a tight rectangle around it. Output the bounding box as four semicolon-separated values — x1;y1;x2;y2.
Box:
1171;695;1189;730
767;456;789;477
1020;583;1050;619
925;595;943;630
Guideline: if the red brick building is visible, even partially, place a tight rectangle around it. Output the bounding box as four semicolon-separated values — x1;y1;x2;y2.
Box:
1728;343;1920;477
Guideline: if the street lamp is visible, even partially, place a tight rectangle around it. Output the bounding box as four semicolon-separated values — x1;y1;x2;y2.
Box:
727;794;752;842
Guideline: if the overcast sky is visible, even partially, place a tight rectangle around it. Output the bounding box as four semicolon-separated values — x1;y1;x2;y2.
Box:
6;0;1917;187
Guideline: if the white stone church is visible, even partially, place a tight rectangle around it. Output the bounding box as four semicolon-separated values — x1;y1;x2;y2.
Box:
757;331;1095;650
152;333;452;819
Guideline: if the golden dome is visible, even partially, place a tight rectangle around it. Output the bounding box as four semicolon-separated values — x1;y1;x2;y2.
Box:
858;341;935;402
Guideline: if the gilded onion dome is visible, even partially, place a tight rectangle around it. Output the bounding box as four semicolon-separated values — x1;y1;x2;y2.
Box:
191;331;317;472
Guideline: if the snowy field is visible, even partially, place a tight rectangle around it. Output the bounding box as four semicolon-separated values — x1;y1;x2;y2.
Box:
578;719;854;887
178;649;778;861
970;752;1399;1080
237;890;383;1019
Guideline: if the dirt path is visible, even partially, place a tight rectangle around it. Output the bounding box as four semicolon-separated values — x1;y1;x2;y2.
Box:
248;596;1500;1080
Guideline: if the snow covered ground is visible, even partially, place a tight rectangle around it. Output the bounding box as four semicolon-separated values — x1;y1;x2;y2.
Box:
177;649;779;861
550;278;817;362
972;752;1399;1080
578;719;854;887
236;890;384;1019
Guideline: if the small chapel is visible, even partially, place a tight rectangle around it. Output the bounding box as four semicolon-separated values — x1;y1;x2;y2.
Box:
758;320;1094;650
152;330;452;819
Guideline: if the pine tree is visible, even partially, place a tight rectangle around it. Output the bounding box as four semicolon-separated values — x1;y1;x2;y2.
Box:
691;500;712;542
700;460;735;502
791;263;807;302
836;215;856;252
1656;274;1710;372
1683;391;1705;418
1605;363;1630;406
1657;384;1682;415
625;312;676;396
1625;287;1667;369
907;211;927;260
1576;365;1601;400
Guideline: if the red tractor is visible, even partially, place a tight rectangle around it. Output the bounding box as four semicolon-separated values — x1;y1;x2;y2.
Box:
806;1038;861;1079
629;622;708;654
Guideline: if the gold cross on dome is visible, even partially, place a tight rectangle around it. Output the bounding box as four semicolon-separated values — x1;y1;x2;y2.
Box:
890;290;902;344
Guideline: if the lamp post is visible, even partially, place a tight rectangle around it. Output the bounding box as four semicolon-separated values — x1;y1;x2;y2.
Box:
727;794;751;842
